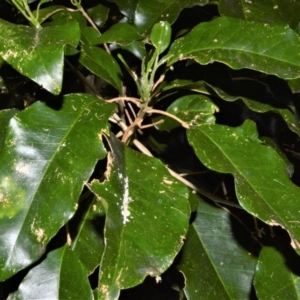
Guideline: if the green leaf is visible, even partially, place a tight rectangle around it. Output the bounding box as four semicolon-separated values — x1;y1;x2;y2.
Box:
260;136;294;178
288;78;300;93
91;23;141;45
49;9;87;28
179;199;257;299
0;109;18;150
219;0;300;31
0;19;80;95
79;45;122;93
87;3;109;28
81;27;102;45
10;246;93;300
161;79;300;136
107;0;208;35
218;0;244;19
254;246;300;299
187;121;300;252
155;94;217;131
33;5;65;24
71;198;105;274
88;135;190;299
151;21;171;55
0;94;115;280
168;17;300;80
119;40;147;60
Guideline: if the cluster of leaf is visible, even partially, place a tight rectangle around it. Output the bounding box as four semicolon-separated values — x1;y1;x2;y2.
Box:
1;0;300;299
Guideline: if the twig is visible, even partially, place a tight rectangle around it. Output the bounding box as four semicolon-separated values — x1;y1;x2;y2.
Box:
106;97;141;106
111;112;242;209
68;5;110;54
146;108;189;128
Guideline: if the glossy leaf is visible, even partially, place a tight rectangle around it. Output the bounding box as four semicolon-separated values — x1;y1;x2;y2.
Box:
155;94;217;130
179;199;257;299
0;109;18;150
119;40;147;60
108;0;208;35
188;121;300;252
0;19;80;95
49;9;87;28
89;136;190;300
91;23;141;45
0;94;115;280
219;0;300;31
71;198;105;274
79;45;122;93
161;79;300;136
87;3;109;28
168;17;300;80
254;246;300;299
34;5;65;24
151;21;171;55
10;246;93;300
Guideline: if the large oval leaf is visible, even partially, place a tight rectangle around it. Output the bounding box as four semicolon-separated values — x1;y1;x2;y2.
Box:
0;94;115;280
187;121;300;252
179;199;257;299
0;19;80;95
89;135;190;300
168;17;300;80
9;246;93;300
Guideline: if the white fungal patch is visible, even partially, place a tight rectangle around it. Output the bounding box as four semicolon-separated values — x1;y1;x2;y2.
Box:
15;162;30;175
121;176;132;224
31;220;46;243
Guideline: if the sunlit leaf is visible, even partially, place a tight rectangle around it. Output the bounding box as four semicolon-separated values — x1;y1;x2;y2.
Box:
89;135;190;300
168;17;300;80
0;19;80;94
179;199;257;299
188;121;300;252
0;94;115;280
254;246;300;299
9;246;93;300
